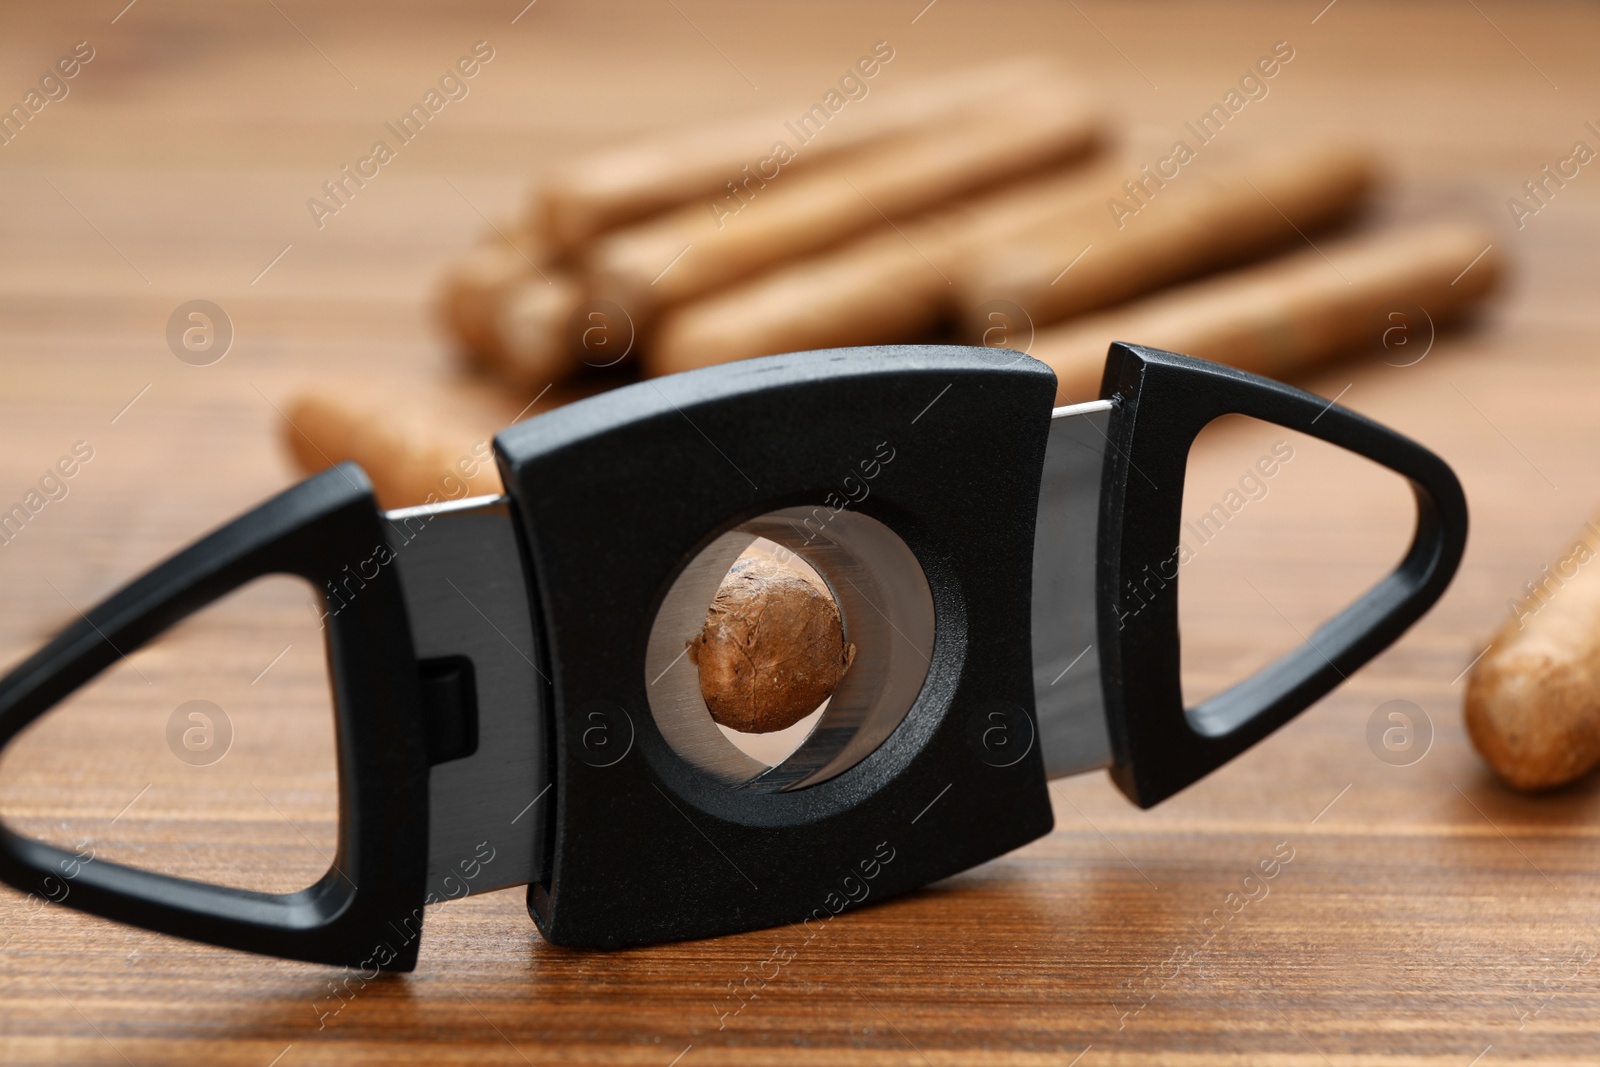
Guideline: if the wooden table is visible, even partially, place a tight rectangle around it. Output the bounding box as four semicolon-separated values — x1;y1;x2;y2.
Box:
4;1;1600;1063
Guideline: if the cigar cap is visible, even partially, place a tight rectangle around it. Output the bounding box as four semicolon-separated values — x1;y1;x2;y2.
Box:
489;275;586;387
437;240;550;356
1467;518;1600;791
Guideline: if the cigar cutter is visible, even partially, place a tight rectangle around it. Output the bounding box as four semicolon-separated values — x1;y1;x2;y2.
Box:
0;343;1467;970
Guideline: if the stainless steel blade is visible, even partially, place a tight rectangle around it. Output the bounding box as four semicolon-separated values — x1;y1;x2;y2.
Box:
385;495;547;900
1033;399;1116;779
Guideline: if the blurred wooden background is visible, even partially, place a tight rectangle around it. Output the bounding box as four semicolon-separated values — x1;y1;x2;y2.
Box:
4;1;1600;1063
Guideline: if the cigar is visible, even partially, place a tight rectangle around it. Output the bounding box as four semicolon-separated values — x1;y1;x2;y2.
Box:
539;59;1065;252
280;380;564;509
645;161;1124;376
1467;516;1600;791
1028;222;1502;402
644;144;1373;378
584;76;1105;327
957;142;1378;332
441;243;526;359
435;220;591;389
647;229;949;377
484;274;588;388
439;230;546;344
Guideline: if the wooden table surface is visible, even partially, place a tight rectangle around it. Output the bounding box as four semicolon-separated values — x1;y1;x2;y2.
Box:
4;1;1600;1063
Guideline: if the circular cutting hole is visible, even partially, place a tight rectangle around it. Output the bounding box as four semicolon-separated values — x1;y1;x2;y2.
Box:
645;508;934;792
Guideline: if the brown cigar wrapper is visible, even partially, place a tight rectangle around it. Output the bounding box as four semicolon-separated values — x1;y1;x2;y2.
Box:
649;231;949;376
538;60;1066;252
436;224;592;388
278;381;577;509
958;142;1378;331
443;67;1104;388
309;225;1500;510
1030;221;1502;401
444;269;587;390
646;161;1124;376
1467;518;1600;792
439;242;532;358
585;77;1105;326
490;275;587;387
644;143;1375;378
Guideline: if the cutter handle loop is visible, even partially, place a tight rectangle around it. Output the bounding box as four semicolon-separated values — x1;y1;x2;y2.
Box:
0;464;432;969
1097;343;1467;807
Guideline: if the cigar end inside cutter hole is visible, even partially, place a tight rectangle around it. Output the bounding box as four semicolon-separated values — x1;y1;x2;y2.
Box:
644;509;934;791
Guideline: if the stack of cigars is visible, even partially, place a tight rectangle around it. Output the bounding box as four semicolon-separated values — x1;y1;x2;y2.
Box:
286;60;1503;507
289;61;1600;767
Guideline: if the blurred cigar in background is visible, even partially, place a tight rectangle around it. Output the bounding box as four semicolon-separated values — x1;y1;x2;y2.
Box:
585;74;1105;327
538;58;1063;251
301;225;1499;507
281;379;592;508
648;142;1375;376
438;224;545;353
1031;222;1501;402
645;161;1122;376
293;60;1508;503
284;387;503;508
955;141;1376;331
437;223;583;389
437;64;1105;386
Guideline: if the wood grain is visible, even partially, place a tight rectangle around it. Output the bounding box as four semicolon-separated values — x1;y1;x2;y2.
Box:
2;2;1600;1064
